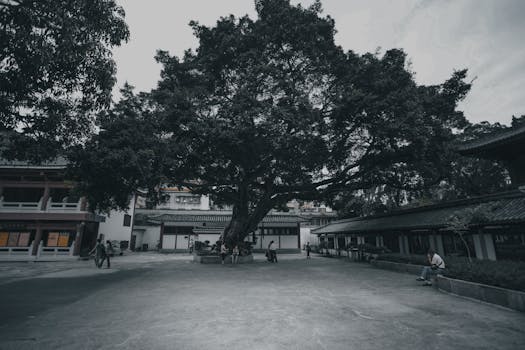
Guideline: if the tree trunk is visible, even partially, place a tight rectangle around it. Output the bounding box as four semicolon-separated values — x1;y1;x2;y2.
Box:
222;190;274;248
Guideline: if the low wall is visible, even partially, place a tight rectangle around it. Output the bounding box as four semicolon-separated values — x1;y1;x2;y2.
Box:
193;254;254;264
252;248;301;254
437;275;525;312
370;259;423;275
370;259;525;313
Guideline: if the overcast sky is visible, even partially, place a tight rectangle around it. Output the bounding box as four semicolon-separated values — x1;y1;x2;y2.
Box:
112;0;525;125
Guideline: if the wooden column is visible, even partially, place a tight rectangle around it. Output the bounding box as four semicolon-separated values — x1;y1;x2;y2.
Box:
297;223;301;249
41;186;50;210
32;225;43;256
159;222;165;250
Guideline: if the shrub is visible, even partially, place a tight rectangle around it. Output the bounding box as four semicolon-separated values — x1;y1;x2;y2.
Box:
377;253;525;292
445;257;525;292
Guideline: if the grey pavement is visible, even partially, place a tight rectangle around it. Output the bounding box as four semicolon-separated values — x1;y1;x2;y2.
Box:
0;253;524;350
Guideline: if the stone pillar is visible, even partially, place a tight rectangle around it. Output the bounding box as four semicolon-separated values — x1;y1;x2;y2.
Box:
435;234;445;256
32;226;43;256
405;236;410;254
483;233;497;261
398;235;410;254
398;235;405;254
80;197;87;211
472;232;497;260
472;233;483;259
428;234;436;251
73;223;84;256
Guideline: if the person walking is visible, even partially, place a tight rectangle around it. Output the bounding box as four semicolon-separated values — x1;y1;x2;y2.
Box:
416;248;445;286
220;242;228;265
89;238;106;268
232;244;239;264
306;242;312;259
99;240;113;269
268;240;277;263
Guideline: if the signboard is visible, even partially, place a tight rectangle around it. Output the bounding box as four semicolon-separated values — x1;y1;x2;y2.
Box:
18;232;30;247
0;232;8;247
0;223;27;230
47;232;59;247
58;232;70;247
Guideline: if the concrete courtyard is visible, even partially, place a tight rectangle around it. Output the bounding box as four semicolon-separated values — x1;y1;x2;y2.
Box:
0;253;524;350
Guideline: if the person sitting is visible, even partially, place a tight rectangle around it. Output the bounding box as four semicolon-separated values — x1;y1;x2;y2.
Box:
416;248;445;286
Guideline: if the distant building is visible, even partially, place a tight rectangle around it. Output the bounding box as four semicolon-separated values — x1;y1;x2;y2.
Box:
134;187;323;252
313;125;525;261
133;209;302;253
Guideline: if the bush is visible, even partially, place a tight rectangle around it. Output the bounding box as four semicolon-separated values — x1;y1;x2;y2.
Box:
445;258;525;292
377;253;525;292
376;253;428;265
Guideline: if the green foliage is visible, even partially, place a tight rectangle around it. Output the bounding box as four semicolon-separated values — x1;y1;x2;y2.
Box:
68;84;172;211
0;0;129;161
74;0;472;245
331;119;511;219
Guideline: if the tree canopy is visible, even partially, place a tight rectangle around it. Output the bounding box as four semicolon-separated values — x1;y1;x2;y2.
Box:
73;0;472;246
0;0;129;161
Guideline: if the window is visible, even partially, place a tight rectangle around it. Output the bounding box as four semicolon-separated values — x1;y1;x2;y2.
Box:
46;232;71;247
123;214;132;227
163;226;193;235
175;196;201;204
0;232;31;247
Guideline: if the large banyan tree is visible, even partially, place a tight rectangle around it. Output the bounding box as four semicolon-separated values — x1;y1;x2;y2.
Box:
72;0;471;247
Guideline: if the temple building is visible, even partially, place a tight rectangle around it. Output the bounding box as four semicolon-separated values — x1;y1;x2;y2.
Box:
132;187;337;253
313;125;525;261
133;209;303;253
0;159;135;260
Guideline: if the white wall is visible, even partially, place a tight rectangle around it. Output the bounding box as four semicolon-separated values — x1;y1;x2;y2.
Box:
98;195;136;243
300;227;319;249
162;235;176;250
260;235;280;249
134;225;160;251
175;235;190;250
280;235;299;249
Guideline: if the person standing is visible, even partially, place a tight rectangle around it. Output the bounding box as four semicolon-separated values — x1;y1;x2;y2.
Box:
306;242;312;259
89;238;105;268
232;244;239;264
220;242;228;265
416;248;445;286
268;240;277;263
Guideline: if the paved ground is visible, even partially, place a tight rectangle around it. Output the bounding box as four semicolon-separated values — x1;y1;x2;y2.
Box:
0;253;524;350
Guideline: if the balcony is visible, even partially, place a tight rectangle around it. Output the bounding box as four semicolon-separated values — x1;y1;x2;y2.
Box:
0;197;41;211
0;197;82;212
47;199;81;211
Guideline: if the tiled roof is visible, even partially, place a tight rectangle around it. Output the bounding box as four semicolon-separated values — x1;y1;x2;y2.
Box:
135;209;304;225
457;124;525;154
312;191;525;235
0;157;68;169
